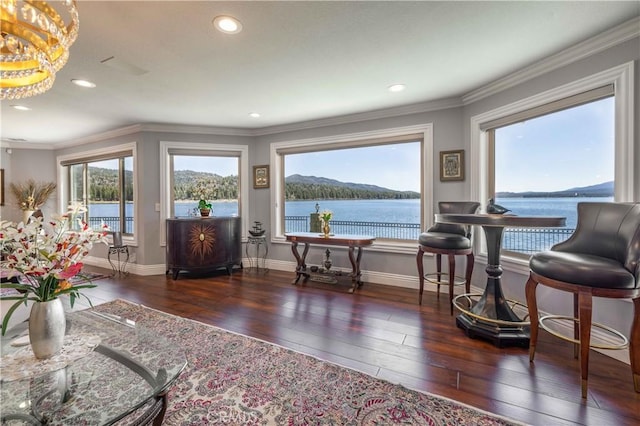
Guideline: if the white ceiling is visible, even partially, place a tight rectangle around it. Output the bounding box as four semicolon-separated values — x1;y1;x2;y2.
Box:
1;1;639;147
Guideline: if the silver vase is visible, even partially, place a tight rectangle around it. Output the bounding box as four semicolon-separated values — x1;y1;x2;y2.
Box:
29;299;66;359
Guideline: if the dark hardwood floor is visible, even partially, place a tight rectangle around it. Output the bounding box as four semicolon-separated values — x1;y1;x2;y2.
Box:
79;267;640;425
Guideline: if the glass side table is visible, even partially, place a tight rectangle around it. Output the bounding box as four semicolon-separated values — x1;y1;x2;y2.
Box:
246;235;268;273
0;309;186;425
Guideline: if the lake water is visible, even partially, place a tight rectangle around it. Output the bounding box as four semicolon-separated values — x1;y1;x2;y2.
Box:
90;196;612;233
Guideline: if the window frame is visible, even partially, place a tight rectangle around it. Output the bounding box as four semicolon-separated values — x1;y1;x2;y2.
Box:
159;141;249;246
57;142;138;245
269;123;433;252
469;61;634;271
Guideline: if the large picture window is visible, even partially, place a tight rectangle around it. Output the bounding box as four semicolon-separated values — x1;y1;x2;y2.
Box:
487;89;614;257
271;124;433;246
471;62;634;265
171;155;239;218
159;141;249;245
61;147;134;234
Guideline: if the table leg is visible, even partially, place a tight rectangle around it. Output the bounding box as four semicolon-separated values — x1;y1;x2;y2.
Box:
455;225;529;347
290;241;310;284
245;240;254;270
260;240;269;272
347;245;364;293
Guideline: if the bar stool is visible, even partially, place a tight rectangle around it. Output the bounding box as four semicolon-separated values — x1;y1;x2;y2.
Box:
526;202;640;398
416;201;480;313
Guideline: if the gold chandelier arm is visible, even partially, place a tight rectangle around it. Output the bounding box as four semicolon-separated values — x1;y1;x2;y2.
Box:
0;69;48;88
0;0;79;100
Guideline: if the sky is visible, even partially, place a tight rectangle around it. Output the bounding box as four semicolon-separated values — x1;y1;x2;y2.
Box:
495;96;614;193
173;156;238;177
169;97;613;194
285;142;421;192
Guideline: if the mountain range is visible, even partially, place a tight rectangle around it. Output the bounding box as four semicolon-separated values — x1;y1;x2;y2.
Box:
496;181;614;198
284;174;419;200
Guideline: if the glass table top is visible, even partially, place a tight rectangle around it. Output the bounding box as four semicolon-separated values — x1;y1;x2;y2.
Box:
1;308;187;425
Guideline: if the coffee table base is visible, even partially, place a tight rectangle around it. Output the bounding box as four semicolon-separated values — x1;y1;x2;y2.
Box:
456;314;530;348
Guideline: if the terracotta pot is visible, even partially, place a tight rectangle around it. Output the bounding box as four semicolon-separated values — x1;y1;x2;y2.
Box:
200;208;211;217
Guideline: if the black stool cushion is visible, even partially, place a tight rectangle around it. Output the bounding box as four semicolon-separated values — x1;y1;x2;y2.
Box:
419;232;472;250
530;251;636;289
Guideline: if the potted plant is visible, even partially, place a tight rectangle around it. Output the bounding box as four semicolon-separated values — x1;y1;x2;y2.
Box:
320;209;333;237
0;204;109;358
198;199;212;217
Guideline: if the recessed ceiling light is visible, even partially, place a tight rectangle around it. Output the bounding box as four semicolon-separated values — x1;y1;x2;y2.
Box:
71;79;96;88
388;84;406;93
11;105;31;111
213;16;242;34
249;112;261;118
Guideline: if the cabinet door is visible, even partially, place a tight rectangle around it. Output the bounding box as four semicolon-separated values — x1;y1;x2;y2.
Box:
166;217;241;273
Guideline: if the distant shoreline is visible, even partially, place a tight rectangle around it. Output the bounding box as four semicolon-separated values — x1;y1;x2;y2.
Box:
497;193;613;199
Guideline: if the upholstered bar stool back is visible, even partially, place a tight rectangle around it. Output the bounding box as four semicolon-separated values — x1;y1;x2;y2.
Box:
525;202;640;398
416;201;480;313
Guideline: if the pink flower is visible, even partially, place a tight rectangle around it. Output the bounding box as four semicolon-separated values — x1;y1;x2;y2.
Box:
57;262;83;279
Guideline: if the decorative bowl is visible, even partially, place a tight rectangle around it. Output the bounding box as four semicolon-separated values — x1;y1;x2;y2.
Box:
249;230;266;237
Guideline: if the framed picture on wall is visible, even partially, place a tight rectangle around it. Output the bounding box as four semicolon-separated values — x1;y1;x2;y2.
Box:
440;150;464;182
253;165;269;189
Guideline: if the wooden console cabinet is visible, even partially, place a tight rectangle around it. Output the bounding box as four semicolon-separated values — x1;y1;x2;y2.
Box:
166;217;242;279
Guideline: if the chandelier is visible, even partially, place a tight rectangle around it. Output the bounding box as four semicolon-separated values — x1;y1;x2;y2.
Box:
0;0;79;100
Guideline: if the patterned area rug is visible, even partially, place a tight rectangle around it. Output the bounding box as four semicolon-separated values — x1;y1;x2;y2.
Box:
94;300;525;426
70;271;110;285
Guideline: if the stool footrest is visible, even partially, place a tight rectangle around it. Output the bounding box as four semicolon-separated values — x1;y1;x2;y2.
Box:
453;293;531;327
539;315;629;350
424;272;466;287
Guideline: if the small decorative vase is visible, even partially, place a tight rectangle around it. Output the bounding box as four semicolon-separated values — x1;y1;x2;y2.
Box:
200;208;211;217
23;209;35;224
323;249;332;271
322;223;331;238
29;298;66;359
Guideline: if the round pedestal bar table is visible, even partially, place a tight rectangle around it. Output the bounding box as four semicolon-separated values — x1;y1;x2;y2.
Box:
435;213;566;348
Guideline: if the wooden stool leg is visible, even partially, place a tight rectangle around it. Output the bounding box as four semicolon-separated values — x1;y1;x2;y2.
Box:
578;290;593;399
416;246;425;305
447;254;455;315
464;252;474;294
525;275;539;362
631;297;640;393
573;293;579;359
435;253;442;298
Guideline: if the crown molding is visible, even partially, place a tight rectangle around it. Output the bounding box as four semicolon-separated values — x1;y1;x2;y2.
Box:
22;123;255;150
462;16;640;105
0;141;56;150
139;123;255;137
44;98;463;148
252;97;463;136
51;124;144;149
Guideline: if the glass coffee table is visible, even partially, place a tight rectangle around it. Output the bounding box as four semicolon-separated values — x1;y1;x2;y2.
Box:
1;308;187;425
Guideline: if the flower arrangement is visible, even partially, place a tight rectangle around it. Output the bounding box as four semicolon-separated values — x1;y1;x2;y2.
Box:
0;204;109;335
320;209;333;224
9;179;57;211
